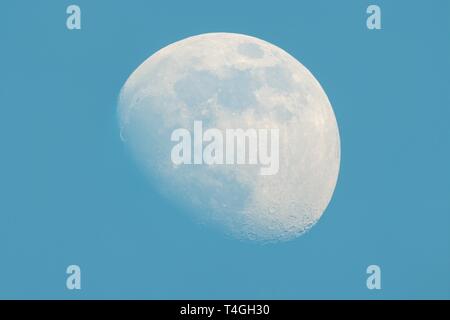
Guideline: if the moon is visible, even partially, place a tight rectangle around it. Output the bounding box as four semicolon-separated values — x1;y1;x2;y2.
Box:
118;33;340;242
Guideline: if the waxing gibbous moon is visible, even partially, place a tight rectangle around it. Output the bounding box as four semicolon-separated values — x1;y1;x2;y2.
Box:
118;33;340;242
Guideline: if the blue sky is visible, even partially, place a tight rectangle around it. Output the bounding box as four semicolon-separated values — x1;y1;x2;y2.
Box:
1;0;449;299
